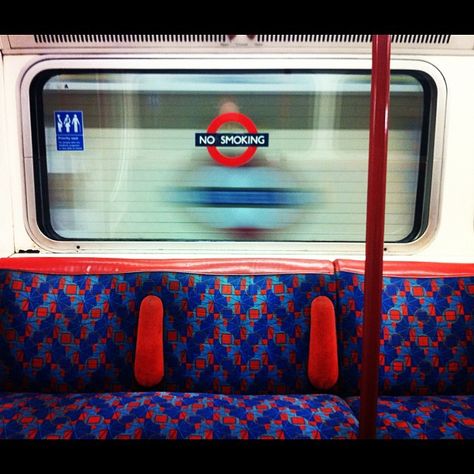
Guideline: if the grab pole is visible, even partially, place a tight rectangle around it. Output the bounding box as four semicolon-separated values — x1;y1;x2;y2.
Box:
358;34;391;439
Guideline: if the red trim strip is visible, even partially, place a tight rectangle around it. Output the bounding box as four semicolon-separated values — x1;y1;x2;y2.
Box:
335;259;474;278
359;35;392;440
3;256;472;278
0;257;334;275
134;295;164;387
308;296;338;390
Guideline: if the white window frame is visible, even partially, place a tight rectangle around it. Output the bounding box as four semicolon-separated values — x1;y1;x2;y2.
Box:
18;55;446;256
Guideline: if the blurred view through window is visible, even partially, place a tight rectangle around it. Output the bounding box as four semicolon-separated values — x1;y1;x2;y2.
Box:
35;70;432;242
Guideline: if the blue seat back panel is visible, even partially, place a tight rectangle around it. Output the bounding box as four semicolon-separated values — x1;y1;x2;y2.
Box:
0;269;336;394
337;268;474;396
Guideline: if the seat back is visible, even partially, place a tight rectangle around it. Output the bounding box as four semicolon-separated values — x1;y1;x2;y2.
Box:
0;258;336;395
0;269;138;392
336;259;474;396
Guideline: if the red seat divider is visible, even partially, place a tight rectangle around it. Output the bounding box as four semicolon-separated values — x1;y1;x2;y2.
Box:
308;296;338;390
134;295;164;387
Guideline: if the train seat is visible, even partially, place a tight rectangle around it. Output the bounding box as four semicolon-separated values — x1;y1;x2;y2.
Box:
0;258;358;439
0;391;357;440
346;395;474;439
336;259;474;439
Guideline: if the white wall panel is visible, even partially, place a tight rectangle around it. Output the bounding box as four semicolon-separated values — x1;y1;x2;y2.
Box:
0;53;472;261
0;54;14;257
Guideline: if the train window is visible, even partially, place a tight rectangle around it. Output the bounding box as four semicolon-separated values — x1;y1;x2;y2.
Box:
29;69;435;244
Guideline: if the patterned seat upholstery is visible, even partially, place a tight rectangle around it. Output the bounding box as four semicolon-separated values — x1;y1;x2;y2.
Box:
0;391;358;440
347;396;474;439
0;258;357;439
336;259;474;439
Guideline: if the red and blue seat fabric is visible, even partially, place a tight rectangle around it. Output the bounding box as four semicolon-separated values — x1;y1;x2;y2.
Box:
0;258;358;439
4;257;472;439
336;259;474;439
346;395;474;439
0;391;358;440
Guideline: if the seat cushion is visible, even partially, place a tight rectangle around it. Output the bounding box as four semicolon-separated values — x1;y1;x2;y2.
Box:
347;395;474;439
0;391;358;439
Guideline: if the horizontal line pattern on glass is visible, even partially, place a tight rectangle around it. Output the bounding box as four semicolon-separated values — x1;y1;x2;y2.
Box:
41;72;425;242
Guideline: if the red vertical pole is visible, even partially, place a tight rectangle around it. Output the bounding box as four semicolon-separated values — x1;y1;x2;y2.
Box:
358;34;391;439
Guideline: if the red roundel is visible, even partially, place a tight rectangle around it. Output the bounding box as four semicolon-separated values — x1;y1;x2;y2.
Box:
206;112;258;167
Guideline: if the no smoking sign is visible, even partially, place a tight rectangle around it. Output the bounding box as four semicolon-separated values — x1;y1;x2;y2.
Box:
195;113;269;167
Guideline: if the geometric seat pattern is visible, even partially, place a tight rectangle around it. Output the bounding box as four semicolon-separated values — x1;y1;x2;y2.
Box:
0;269;336;394
346;395;474;439
337;269;474;396
160;272;336;394
0;391;358;439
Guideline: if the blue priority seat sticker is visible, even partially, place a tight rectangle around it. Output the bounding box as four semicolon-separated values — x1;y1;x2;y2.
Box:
54;111;84;151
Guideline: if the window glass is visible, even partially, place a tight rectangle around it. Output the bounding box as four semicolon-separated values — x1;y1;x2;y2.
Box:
33;70;430;242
